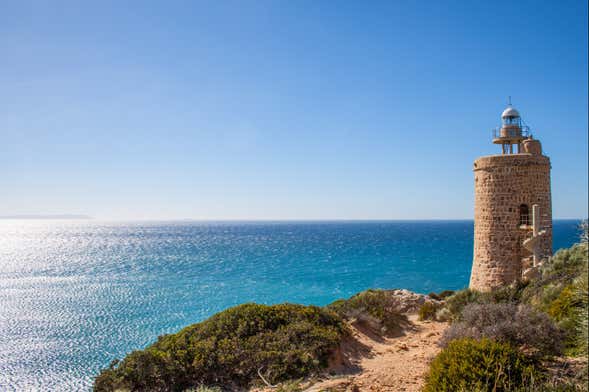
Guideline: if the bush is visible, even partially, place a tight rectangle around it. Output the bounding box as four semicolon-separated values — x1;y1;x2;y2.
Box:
427;292;441;301
418;301;442;321
488;280;528;303
424;338;542;392
573;266;588;356
520;237;588;355
94;303;346;391
327;289;409;335
438;289;456;299
435;307;453;322
275;380;303;392
185;387;222;392
440;303;563;357
427;290;454;301
442;282;534;323
522;242;588;312
94;350;179;392
548;284;580;322
442;289;485;321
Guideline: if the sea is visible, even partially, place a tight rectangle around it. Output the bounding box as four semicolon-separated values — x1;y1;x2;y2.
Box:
0;219;583;390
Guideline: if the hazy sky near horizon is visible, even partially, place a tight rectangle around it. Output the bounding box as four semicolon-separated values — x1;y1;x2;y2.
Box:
1;0;587;220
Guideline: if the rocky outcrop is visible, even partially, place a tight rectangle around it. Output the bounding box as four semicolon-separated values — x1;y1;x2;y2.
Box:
383;289;441;314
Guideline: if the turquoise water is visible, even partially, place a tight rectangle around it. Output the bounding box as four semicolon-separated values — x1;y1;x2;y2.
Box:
0;220;582;390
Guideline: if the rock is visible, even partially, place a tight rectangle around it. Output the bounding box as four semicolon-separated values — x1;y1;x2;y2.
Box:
522;265;541;282
384;289;440;314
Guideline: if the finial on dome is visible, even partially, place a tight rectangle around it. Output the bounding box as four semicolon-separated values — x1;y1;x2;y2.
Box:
502;96;520;118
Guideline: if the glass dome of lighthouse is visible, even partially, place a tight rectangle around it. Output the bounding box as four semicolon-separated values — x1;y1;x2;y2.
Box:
501;106;522;127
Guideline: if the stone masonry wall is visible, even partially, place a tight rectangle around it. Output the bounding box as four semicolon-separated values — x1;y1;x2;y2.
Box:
469;154;552;291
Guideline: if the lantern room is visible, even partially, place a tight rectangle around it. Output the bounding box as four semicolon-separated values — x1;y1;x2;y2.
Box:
493;103;529;154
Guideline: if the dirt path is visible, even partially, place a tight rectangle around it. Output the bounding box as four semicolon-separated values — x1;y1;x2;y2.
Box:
306;315;447;392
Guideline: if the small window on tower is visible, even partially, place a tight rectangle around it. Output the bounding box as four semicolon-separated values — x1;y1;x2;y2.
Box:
519;204;530;226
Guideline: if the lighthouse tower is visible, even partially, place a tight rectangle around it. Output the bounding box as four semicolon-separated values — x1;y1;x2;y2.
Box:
469;104;553;291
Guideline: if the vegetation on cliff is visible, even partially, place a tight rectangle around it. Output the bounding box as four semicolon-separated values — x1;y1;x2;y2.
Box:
427;222;589;391
94;290;413;391
438;230;588;356
440;302;563;357
424;338;541;392
94;303;345;391
327;289;411;336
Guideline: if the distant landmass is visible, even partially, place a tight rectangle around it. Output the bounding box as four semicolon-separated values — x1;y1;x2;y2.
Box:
0;214;93;220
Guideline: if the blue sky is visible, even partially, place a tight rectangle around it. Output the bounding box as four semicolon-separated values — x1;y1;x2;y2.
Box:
1;0;587;219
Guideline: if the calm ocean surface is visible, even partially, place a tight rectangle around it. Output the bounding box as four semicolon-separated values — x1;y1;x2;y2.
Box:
0;220;582;390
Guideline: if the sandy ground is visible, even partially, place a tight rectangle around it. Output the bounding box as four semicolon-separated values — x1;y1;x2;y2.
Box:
305;315;448;392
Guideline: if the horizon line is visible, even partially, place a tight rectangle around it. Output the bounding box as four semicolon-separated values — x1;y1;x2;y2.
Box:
0;217;586;222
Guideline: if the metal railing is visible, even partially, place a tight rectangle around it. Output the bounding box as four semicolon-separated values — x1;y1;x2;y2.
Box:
492;126;530;139
519;216;552;230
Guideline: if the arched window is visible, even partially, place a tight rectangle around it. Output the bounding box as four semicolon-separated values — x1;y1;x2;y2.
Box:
519;204;529;225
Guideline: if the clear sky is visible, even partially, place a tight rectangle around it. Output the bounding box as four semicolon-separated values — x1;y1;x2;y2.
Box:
1;0;587;220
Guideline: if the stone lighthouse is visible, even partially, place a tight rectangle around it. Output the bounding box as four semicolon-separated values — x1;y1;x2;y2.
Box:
469;104;552;291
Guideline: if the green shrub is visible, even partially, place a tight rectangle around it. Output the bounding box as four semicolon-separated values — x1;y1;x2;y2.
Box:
275;380;303;392
427;292;441;301
327;289;409;335
424;338;542;392
427;290;455;301
440;303;563;357
488;280;528;303
520;238;588;355
443;239;587;329
437;289;456;299
94;303;346;391
443;283;528;321
94;350;179;392
570;248;588;357
418;301;442;321
522;242;588;312
442;288;485;321
573;266;588;356
185;386;222;392
548;284;579;326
